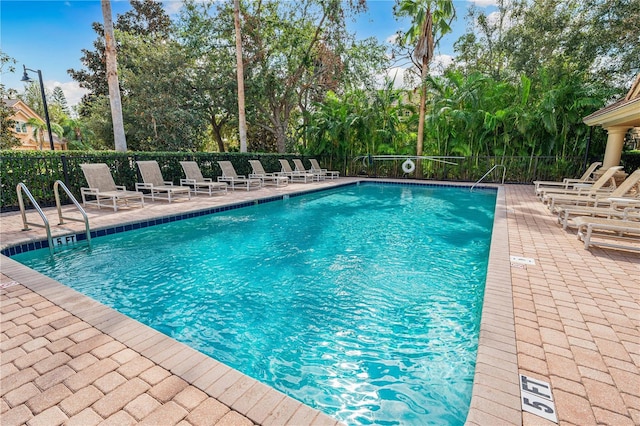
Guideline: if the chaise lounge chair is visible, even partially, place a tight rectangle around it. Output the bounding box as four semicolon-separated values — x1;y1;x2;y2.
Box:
309;158;340;179
135;160;191;203
249;160;289;187
179;161;228;196
217;161;262;191
279;159;315;183
293;159;324;181
542;166;623;210
533;161;601;196
555;169;640;228
573;216;640;251
80;163;145;211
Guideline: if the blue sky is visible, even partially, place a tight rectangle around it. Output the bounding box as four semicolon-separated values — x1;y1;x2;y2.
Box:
1;0;496;106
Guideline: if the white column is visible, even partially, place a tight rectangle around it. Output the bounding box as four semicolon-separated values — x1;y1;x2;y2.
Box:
602;126;629;169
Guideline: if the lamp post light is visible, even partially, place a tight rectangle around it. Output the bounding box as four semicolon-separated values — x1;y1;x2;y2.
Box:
21;65;55;151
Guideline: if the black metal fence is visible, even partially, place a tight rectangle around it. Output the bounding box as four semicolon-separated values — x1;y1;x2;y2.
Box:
0;151;602;211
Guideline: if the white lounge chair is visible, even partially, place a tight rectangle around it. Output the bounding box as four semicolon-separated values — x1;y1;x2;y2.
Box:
292;159;323;181
533;161;601;196
555;170;640;228
249;160;289;187
573;216;640;251
542;166;623;210
80;163;145;211
557;204;640;230
136;161;191;203
309;159;339;179
279;159;315;183
179;161;228;196
547;167;638;212
217;161;262;191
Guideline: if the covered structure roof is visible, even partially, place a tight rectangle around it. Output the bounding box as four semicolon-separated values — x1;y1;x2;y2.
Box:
583;74;640;128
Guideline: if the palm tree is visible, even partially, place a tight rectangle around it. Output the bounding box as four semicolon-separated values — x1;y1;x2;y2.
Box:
395;0;455;176
27;117;64;150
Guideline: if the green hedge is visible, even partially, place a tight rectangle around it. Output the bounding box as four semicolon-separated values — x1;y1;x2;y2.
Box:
0;151;305;211
621;150;640;172
5;150;632;211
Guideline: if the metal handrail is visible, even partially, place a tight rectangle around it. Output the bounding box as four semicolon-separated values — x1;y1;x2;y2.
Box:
16;183;54;254
54;180;91;247
471;165;507;191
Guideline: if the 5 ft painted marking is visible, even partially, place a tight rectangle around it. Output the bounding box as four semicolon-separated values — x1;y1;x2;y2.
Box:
520;374;558;423
53;235;77;246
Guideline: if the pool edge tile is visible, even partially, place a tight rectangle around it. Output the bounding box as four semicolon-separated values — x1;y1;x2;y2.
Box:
1;179;508;426
465;185;521;425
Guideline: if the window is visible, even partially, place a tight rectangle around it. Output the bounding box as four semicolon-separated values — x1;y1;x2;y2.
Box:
14;121;27;133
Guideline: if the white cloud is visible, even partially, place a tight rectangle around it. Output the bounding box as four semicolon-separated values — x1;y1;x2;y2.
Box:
430;54;454;75
384;67;410;88
162;0;184;16
376;54;454;90
485;11;501;26
386;33;400;45
44;80;89;109
467;0;499;6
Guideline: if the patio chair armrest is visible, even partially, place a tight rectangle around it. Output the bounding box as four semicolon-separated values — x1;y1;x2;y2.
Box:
608;197;640;207
180;178;196;185
163;181;174;186
115;185;127;191
81;187;99;195
135;182;153;191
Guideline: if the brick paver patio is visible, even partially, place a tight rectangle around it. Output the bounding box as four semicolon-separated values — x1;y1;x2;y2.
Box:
1;180;638;425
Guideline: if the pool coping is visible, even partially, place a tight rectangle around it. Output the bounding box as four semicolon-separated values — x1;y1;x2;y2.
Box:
0;178;520;425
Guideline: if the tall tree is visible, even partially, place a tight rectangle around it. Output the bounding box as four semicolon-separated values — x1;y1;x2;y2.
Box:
233;0;248;152
241;0;371;153
69;0;172;113
0;50;21;149
395;0;455;175
51;87;70;115
118;32;207;151
102;0;127;151
454;0;640;90
19;81;46;118
176;0;238;152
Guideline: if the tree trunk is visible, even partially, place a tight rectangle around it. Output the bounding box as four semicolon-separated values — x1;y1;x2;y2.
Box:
275;124;286;153
101;0;127;152
233;0;247;153
210;114;226;152
416;56;429;178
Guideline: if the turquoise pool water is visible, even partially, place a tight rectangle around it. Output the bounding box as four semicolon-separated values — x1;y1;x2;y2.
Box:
13;183;496;425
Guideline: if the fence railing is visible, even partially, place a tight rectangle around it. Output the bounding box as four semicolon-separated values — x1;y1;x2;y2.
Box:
0;151;595;211
346;155;589;183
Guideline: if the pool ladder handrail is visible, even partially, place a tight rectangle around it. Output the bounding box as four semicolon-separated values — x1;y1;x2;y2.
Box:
470;165;506;191
54;180;91;247
16;183;54;254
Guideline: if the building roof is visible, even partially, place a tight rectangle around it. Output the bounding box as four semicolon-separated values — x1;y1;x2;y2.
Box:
3;99;20;108
583;74;640;128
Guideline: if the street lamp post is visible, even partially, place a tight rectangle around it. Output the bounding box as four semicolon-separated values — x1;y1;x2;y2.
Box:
21;65;55;151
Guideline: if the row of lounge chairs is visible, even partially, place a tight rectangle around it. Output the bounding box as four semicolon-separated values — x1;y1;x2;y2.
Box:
79;159;340;212
533;163;640;251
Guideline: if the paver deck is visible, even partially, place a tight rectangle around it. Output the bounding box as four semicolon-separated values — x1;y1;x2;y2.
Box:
1;180;638;425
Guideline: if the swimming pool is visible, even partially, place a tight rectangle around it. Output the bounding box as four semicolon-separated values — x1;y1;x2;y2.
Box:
11;182;497;425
